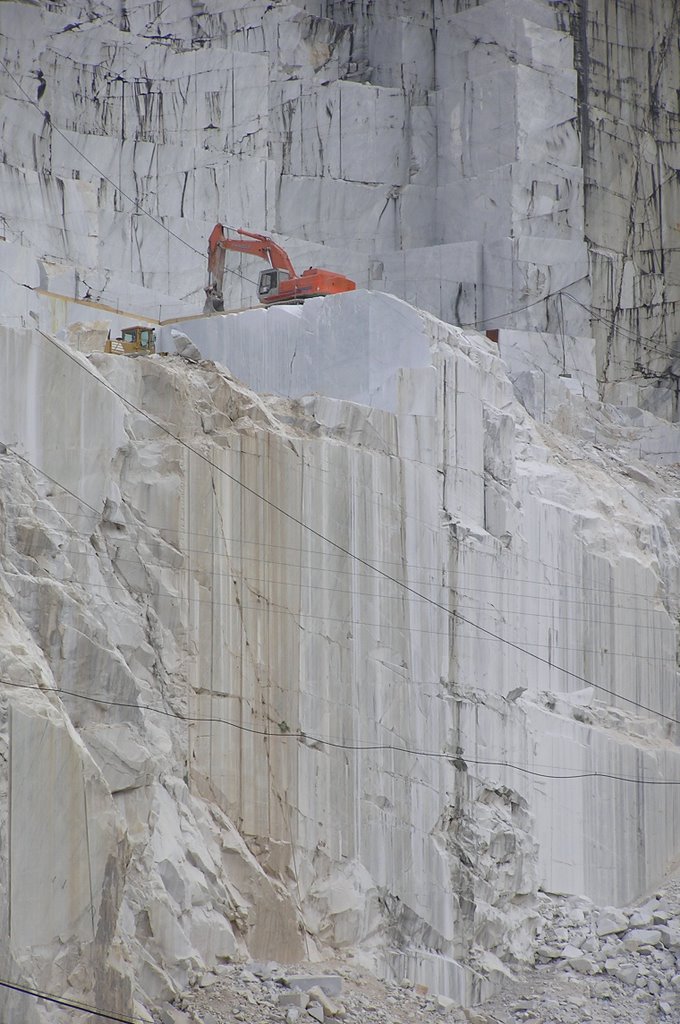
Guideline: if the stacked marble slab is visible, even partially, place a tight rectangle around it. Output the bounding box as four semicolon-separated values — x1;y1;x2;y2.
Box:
7;0;680;400
1;0;591;339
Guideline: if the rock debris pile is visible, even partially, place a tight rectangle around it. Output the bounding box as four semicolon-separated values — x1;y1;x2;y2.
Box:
174;880;680;1024
170;960;469;1024
532;888;680;1016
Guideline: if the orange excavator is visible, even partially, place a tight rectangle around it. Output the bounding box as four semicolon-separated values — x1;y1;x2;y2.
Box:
205;224;356;311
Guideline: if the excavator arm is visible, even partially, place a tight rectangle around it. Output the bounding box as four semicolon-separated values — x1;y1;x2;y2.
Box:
206;224;296;310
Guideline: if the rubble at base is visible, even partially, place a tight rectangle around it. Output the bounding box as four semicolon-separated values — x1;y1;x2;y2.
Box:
178;877;680;1024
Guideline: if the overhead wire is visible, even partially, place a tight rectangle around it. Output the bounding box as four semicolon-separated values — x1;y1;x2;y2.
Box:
0;345;660;548
1;321;677;704
2;676;678;785
4;531;674;630
0;463;673;634
0;977;152;1024
4;495;677;647
3;471;676;610
459;287;581;329
3;289;678;593
5;564;676;667
563;291;679;362
460;287;679;369
7;451;100;516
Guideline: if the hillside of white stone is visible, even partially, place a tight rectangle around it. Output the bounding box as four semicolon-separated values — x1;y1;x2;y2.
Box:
1;293;680;1021
2;0;680;1020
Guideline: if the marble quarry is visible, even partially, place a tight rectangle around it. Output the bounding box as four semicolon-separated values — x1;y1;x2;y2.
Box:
1;1;680;1022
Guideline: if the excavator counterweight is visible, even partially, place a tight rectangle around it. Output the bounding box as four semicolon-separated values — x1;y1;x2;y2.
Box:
205;224;356;310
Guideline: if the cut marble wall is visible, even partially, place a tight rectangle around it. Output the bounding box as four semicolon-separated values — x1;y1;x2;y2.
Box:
437;0;573;83
152;296;680;992
0;333;311;1021
9;704;118;951
159;291;435;412
568;0;680;409
370;242;483;330
496;326;598;421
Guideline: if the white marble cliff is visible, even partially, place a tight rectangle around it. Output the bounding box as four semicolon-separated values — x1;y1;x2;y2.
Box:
1;1;680;1022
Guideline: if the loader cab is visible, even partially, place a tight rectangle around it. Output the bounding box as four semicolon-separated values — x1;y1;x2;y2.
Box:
105;325;156;355
120;327;156;352
121;326;155;352
258;268;290;302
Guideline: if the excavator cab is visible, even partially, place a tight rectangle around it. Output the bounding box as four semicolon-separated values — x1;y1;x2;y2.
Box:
105;326;156;355
257;268;291;301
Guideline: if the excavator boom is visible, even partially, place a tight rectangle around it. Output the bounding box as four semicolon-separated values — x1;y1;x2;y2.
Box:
206;223;355;310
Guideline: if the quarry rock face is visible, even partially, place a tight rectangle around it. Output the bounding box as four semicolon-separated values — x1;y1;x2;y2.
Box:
1;1;680;1022
2;299;680;1018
